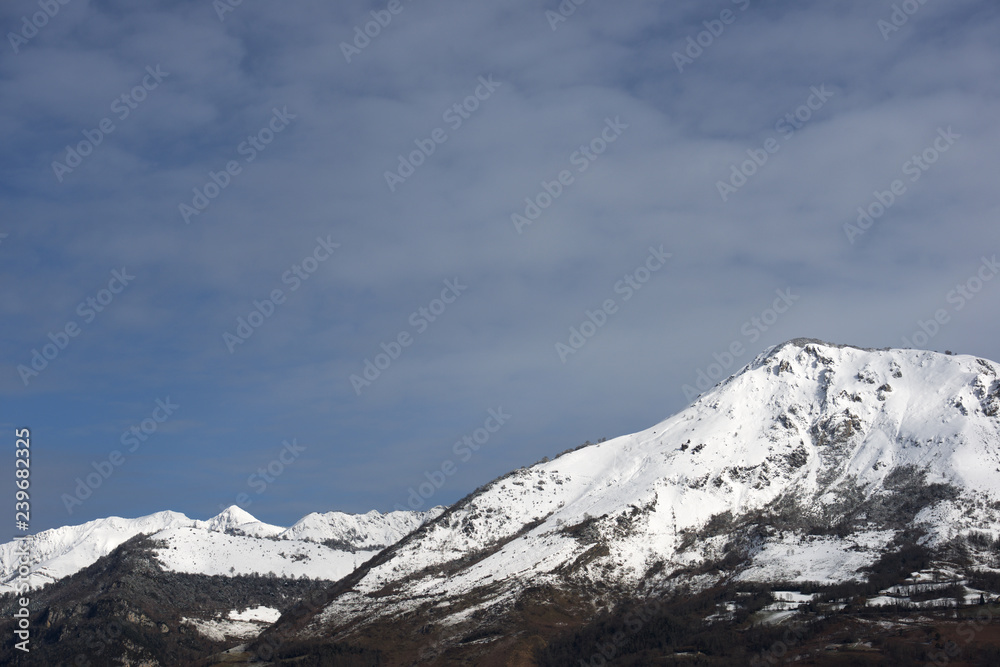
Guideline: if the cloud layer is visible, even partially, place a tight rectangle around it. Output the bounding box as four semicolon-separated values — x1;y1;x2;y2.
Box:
2;0;998;530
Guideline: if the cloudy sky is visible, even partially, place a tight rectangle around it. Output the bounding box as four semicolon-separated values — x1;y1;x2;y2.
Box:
3;0;999;531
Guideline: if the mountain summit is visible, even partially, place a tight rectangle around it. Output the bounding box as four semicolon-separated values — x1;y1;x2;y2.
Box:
258;340;1000;663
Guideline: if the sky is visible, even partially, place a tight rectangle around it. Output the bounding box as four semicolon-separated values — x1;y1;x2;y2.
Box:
2;0;999;532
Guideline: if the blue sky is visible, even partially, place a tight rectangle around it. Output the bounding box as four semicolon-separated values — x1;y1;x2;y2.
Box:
2;0;999;532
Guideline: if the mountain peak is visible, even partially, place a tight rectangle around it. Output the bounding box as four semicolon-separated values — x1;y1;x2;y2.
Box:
208;505;260;527
758;338;888;364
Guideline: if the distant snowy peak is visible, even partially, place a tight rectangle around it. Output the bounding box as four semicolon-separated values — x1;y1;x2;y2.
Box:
196;506;285;538
200;505;262;531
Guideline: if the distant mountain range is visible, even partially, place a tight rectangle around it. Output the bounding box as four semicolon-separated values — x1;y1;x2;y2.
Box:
4;340;1000;665
0;505;443;594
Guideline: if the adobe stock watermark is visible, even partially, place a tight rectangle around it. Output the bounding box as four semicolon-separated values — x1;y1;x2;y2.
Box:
545;0;594;31
511;116;629;234
223;235;340;353
749;618;810;666
51;65;169;182
340;0;415;63
925;607;996;667
61;397;180;514
844;126;959;244
349;278;468;395
384;75;502;192
212;0;244;21
901;255;998;349
218;439;307;512
682;287;799;400
672;0;751;73
68;619;129;667
556;246;671;363
578;597;664;666
17;267;135;387
878;0;933;41
716;85;835;202
179;106;296;224
394;407;511;511
11;531;32;653
7;0;73;54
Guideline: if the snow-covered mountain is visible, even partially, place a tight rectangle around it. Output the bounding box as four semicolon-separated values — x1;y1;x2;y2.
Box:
6;339;1000;665
260;340;1000;662
0;505;443;594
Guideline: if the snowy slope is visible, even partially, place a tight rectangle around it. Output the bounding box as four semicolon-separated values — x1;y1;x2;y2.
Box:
0;505;443;594
280;509;443;548
293;340;1000;639
153;506;444;579
0;510;197;593
183;606;284;642
151;526;374;579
